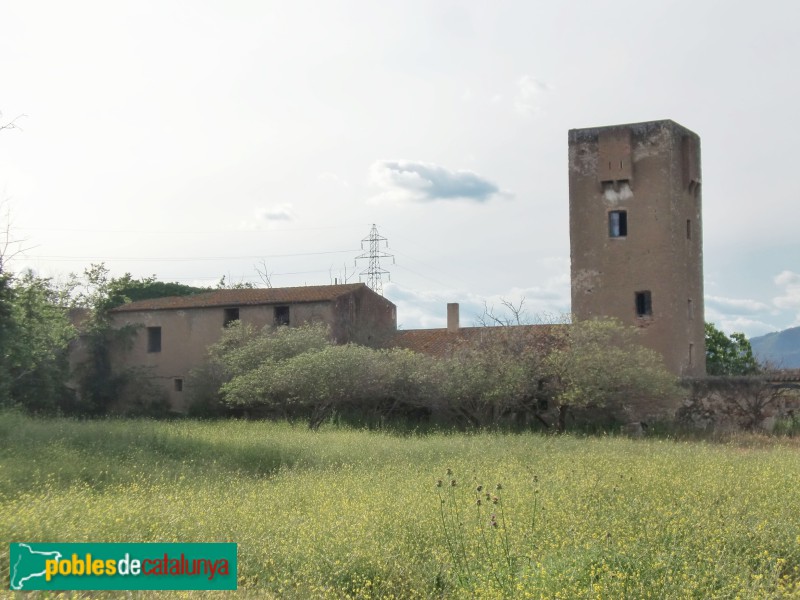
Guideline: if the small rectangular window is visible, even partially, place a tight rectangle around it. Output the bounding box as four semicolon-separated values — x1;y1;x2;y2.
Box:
223;307;240;327
635;291;652;317
274;305;290;326
174;378;183;392
688;343;694;367
688;298;694;320
147;327;162;353
609;211;627;238
686;219;691;240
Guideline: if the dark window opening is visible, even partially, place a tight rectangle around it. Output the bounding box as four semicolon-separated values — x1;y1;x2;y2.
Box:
537;398;549;411
688;298;694;320
635;291;652;317
274;305;290;326
609;210;627;238
688;343;694;367
686;219;691;240
174;378;183;392
224;307;240;327
147;327;162;353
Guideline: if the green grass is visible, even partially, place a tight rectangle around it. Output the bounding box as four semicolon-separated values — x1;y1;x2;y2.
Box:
2;412;800;598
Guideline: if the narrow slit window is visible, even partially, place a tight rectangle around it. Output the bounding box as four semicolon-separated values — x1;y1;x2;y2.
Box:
224;307;240;327
686;219;692;240
274;305;290;326
609;211;627;238
147;327;162;353
688;298;694;320
635;291;652;317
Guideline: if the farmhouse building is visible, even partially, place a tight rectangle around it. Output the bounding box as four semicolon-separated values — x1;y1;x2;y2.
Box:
101;119;706;412
108;283;396;411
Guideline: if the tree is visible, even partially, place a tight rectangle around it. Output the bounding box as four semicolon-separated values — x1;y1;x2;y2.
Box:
68;264;208;414
0;270;76;411
704;322;760;376
431;325;558;427
216;275;256;290
545;318;680;429
0;114;75;411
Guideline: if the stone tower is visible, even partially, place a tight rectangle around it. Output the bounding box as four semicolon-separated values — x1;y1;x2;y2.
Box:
568;120;705;376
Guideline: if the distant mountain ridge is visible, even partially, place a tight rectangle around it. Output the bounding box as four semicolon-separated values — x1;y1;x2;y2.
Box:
750;326;800;369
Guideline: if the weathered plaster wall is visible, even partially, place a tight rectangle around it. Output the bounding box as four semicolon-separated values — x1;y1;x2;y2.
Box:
110;301;334;411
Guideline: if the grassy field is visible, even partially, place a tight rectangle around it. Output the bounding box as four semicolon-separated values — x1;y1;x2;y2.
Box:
2;412;800;598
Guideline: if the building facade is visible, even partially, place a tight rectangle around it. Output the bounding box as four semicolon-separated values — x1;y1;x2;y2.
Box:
109;283;397;411
568;120;705;376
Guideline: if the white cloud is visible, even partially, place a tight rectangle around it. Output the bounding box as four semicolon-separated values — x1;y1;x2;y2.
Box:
774;270;800;309
717;317;778;338
318;172;350;188
704;293;781;337
369;160;509;204
773;270;800;325
705;294;771;315
257;203;295;222
238;203;296;230
514;75;551;117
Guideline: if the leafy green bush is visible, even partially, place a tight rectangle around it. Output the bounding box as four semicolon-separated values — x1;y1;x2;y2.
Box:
197;317;680;430
217;325;436;428
545;318;680;428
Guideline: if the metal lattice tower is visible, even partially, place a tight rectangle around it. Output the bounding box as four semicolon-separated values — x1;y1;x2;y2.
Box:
355;223;394;295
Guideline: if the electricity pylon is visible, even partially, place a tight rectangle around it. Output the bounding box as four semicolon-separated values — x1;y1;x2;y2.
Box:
355;224;394;295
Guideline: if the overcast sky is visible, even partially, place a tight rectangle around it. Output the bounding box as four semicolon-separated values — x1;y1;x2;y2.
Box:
1;0;798;337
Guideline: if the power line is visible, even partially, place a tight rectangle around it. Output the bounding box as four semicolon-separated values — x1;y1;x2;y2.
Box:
23;249;359;262
15;223;361;235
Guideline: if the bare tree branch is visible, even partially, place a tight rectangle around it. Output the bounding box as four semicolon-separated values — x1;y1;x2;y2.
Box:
0;199;37;274
255;259;273;288
0;112;27;133
329;262;355;285
475;297;529;327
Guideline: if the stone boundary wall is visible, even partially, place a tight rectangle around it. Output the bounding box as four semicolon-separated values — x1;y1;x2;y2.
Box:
677;374;800;431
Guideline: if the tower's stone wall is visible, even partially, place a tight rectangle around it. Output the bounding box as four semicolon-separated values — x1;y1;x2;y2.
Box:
569;120;705;376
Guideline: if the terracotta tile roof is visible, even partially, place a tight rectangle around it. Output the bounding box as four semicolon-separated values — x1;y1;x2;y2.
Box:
389;325;565;356
765;369;800;383
111;283;368;312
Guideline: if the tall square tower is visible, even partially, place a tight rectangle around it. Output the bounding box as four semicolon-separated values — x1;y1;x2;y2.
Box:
569;120;705;376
